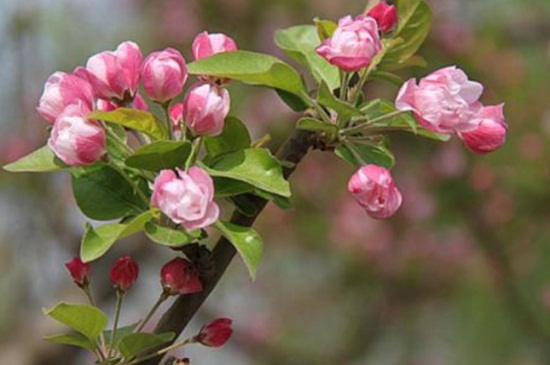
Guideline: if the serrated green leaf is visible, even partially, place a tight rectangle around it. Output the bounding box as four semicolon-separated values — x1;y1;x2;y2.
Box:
187;51;308;98
335;142;395;168
118;332;175;360
274;25;340;90
125;140;192;172
204;117;251;158
44;333;97;351
89;108;168;140
215;221;263;280
80;211;154;262
296;117;338;140
43;302;108;341
200;148;291;197
144;222;201;247
71;165;147;221
3;145;64;173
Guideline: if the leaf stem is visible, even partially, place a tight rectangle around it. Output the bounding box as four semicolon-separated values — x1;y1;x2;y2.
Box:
342;140;368;165
108;291;124;358
185;137;203;170
83;285;109;356
121;338;196;365
108;160;150;205
160;102;174;141
104;123;134;156
135;292;169;333
340;110;407;135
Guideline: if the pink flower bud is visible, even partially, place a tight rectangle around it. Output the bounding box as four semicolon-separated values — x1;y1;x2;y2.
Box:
142;48;188;103
85;41;143;101
348;165;402;219
315;15;382;72
37;71;94;124
96;92;149;112
151;167;220;231
47;102;106;166
110;256;139;292
65;257;91;287
192;32;238;61
459;104;507;154
160;258;203;295
196;318;233;347
182;83;230;137
367;2;398;33
395;66;484;134
169;102;184;131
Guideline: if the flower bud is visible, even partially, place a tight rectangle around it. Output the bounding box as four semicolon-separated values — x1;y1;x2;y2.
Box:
348;165;402;219
182;83;230;137
110;256;139;292
459;104;507;154
37;71;94;124
367;2;398;33
315;15;382;72
65;257;90;287
192;32;238;61
96;92;149;112
47;102;106;166
196;318;233;347
151;168;219;231
169;102;184;130
395;66;484;134
160;258;203;295
85;41;143;101
142;48;188;103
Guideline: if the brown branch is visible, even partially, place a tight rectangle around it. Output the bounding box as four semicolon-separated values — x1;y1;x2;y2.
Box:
141;129;316;365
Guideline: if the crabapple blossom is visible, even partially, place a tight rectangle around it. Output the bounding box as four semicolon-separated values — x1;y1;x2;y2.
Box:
458;104;507;153
142;48;188;102
182;83;230;136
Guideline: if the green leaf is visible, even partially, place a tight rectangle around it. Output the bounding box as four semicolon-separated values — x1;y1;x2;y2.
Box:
125;140;192;172
253;189;293;210
80;211;154;262
187;51;308;98
200;148;291;197
3;145;64;173
118;332;175;360
215;221;263;280
89;108;168;140
274;25;340;90
335;142;395;168
361;99;450;141
204;117;251;158
144;222;201;247
44;333;97;351
213;177;254;197
229;195;263;217
71;165;147;221
379;0;432;68
369;71;405;87
103;323;139;348
275;89;310;112
313;18;337;41
296;117;338;140
317;81;362;119
43;302;108;341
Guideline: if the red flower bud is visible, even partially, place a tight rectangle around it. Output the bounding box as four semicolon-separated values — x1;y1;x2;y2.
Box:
196;318;233;347
110;256;139;292
65;257;90;287
160;258;203;295
367;2;398;33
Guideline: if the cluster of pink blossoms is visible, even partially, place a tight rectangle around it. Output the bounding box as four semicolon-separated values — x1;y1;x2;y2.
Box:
315;2;507;220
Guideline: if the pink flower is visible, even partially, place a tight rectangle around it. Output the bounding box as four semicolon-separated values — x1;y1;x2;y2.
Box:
84;41;143;101
96;92;149;112
37;71;94;124
47;102;106;166
196;318;233;347
182;83;230;137
65;257;91;287
315;15;382;72
395;66;484;134
348;164;402;219
151;167;220;230
459;104;507;154
142;48;187;102
160;258;203;295
192;31;238;60
169;102;184;131
110;256;139;292
367;2;398;33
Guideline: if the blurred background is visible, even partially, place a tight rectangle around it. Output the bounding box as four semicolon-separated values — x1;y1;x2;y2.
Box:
1;0;550;364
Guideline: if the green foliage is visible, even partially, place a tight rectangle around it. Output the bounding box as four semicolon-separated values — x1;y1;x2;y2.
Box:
44;333;97;351
2;145;64;173
80;211;154;262
103;323;139;349
313;18;337;41
275;25;340;90
71;165;147;221
187;51;308;99
118;332;175;360
204;117;251;158
125;140;192;172
317;81;362;119
89;108;168;140
200;148;291;197
335;142;395;168
213;177;255;197
296;117;338;141
43;302;108;341
144;222;202;247
215;221;263;280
